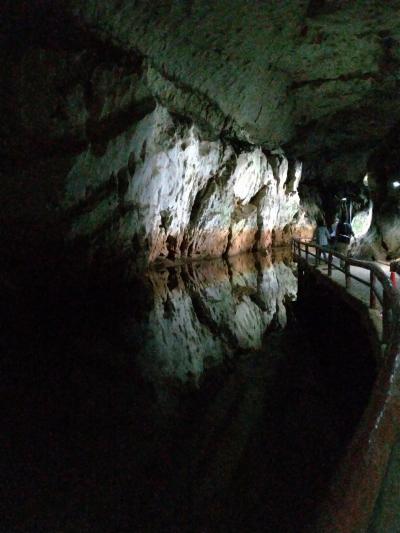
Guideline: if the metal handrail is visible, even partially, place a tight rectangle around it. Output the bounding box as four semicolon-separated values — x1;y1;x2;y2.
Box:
292;236;400;531
292;237;396;343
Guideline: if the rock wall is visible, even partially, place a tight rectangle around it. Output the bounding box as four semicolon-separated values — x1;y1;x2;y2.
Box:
65;106;302;266
1;19;305;282
69;0;400;157
3;2;400;277
0;11;305;275
353;208;400;261
350;141;400;261
0;28;155;280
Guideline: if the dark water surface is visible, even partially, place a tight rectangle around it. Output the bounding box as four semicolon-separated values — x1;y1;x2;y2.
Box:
2;252;376;532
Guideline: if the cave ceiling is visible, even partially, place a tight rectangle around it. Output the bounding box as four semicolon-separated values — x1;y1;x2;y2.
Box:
71;0;400;177
3;0;400;186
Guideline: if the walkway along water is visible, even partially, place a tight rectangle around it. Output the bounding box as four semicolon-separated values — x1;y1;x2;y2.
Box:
292;238;400;531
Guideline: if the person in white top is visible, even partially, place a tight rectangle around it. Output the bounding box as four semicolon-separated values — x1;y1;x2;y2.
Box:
314;217;331;265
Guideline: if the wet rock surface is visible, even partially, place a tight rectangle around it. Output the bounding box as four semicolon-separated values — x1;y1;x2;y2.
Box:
2;252;376;532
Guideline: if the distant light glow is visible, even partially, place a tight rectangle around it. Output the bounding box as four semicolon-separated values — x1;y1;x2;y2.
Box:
341;197;347;201
393;181;400;189
352;201;373;239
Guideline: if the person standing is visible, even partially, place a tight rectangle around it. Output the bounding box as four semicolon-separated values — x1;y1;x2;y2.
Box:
334;216;355;268
314;217;331;266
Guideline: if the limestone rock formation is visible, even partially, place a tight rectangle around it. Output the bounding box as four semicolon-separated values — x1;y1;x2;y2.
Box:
63;104;303;265
2;0;400;271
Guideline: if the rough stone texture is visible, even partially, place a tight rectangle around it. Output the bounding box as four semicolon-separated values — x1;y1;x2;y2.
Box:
352;137;400;260
1;6;308;272
0;21;156;277
3;1;400;270
123;254;297;386
53;104;304;267
354;209;400;261
68;1;400;159
135;109;302;262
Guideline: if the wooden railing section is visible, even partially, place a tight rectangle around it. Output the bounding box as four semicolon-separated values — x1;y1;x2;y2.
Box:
292;237;396;343
292;236;400;531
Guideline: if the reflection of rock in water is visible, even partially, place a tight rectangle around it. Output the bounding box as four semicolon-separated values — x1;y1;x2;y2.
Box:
118;253;375;533
123;253;297;389
2;250;376;532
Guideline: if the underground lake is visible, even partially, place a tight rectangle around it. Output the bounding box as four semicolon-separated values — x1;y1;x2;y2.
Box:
2;251;378;532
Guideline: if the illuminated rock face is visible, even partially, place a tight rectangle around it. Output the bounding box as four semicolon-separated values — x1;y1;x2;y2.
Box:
65;106;303;265
123;253;297;386
3;1;400;272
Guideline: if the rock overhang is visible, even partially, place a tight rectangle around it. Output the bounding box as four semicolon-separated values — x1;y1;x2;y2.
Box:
2;0;400;269
66;0;400;161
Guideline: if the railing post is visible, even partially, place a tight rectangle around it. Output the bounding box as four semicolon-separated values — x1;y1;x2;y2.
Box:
305;243;309;263
345;260;351;289
328;251;333;277
370;271;376;309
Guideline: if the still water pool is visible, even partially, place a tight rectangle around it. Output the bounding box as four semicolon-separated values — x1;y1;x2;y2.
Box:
3;252;375;532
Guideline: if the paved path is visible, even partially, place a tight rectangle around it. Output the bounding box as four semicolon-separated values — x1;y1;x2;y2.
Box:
298;248;396;341
300;250;392;303
297;244;400;531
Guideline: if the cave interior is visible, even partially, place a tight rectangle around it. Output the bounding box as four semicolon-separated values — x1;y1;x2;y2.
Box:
2;1;400;531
